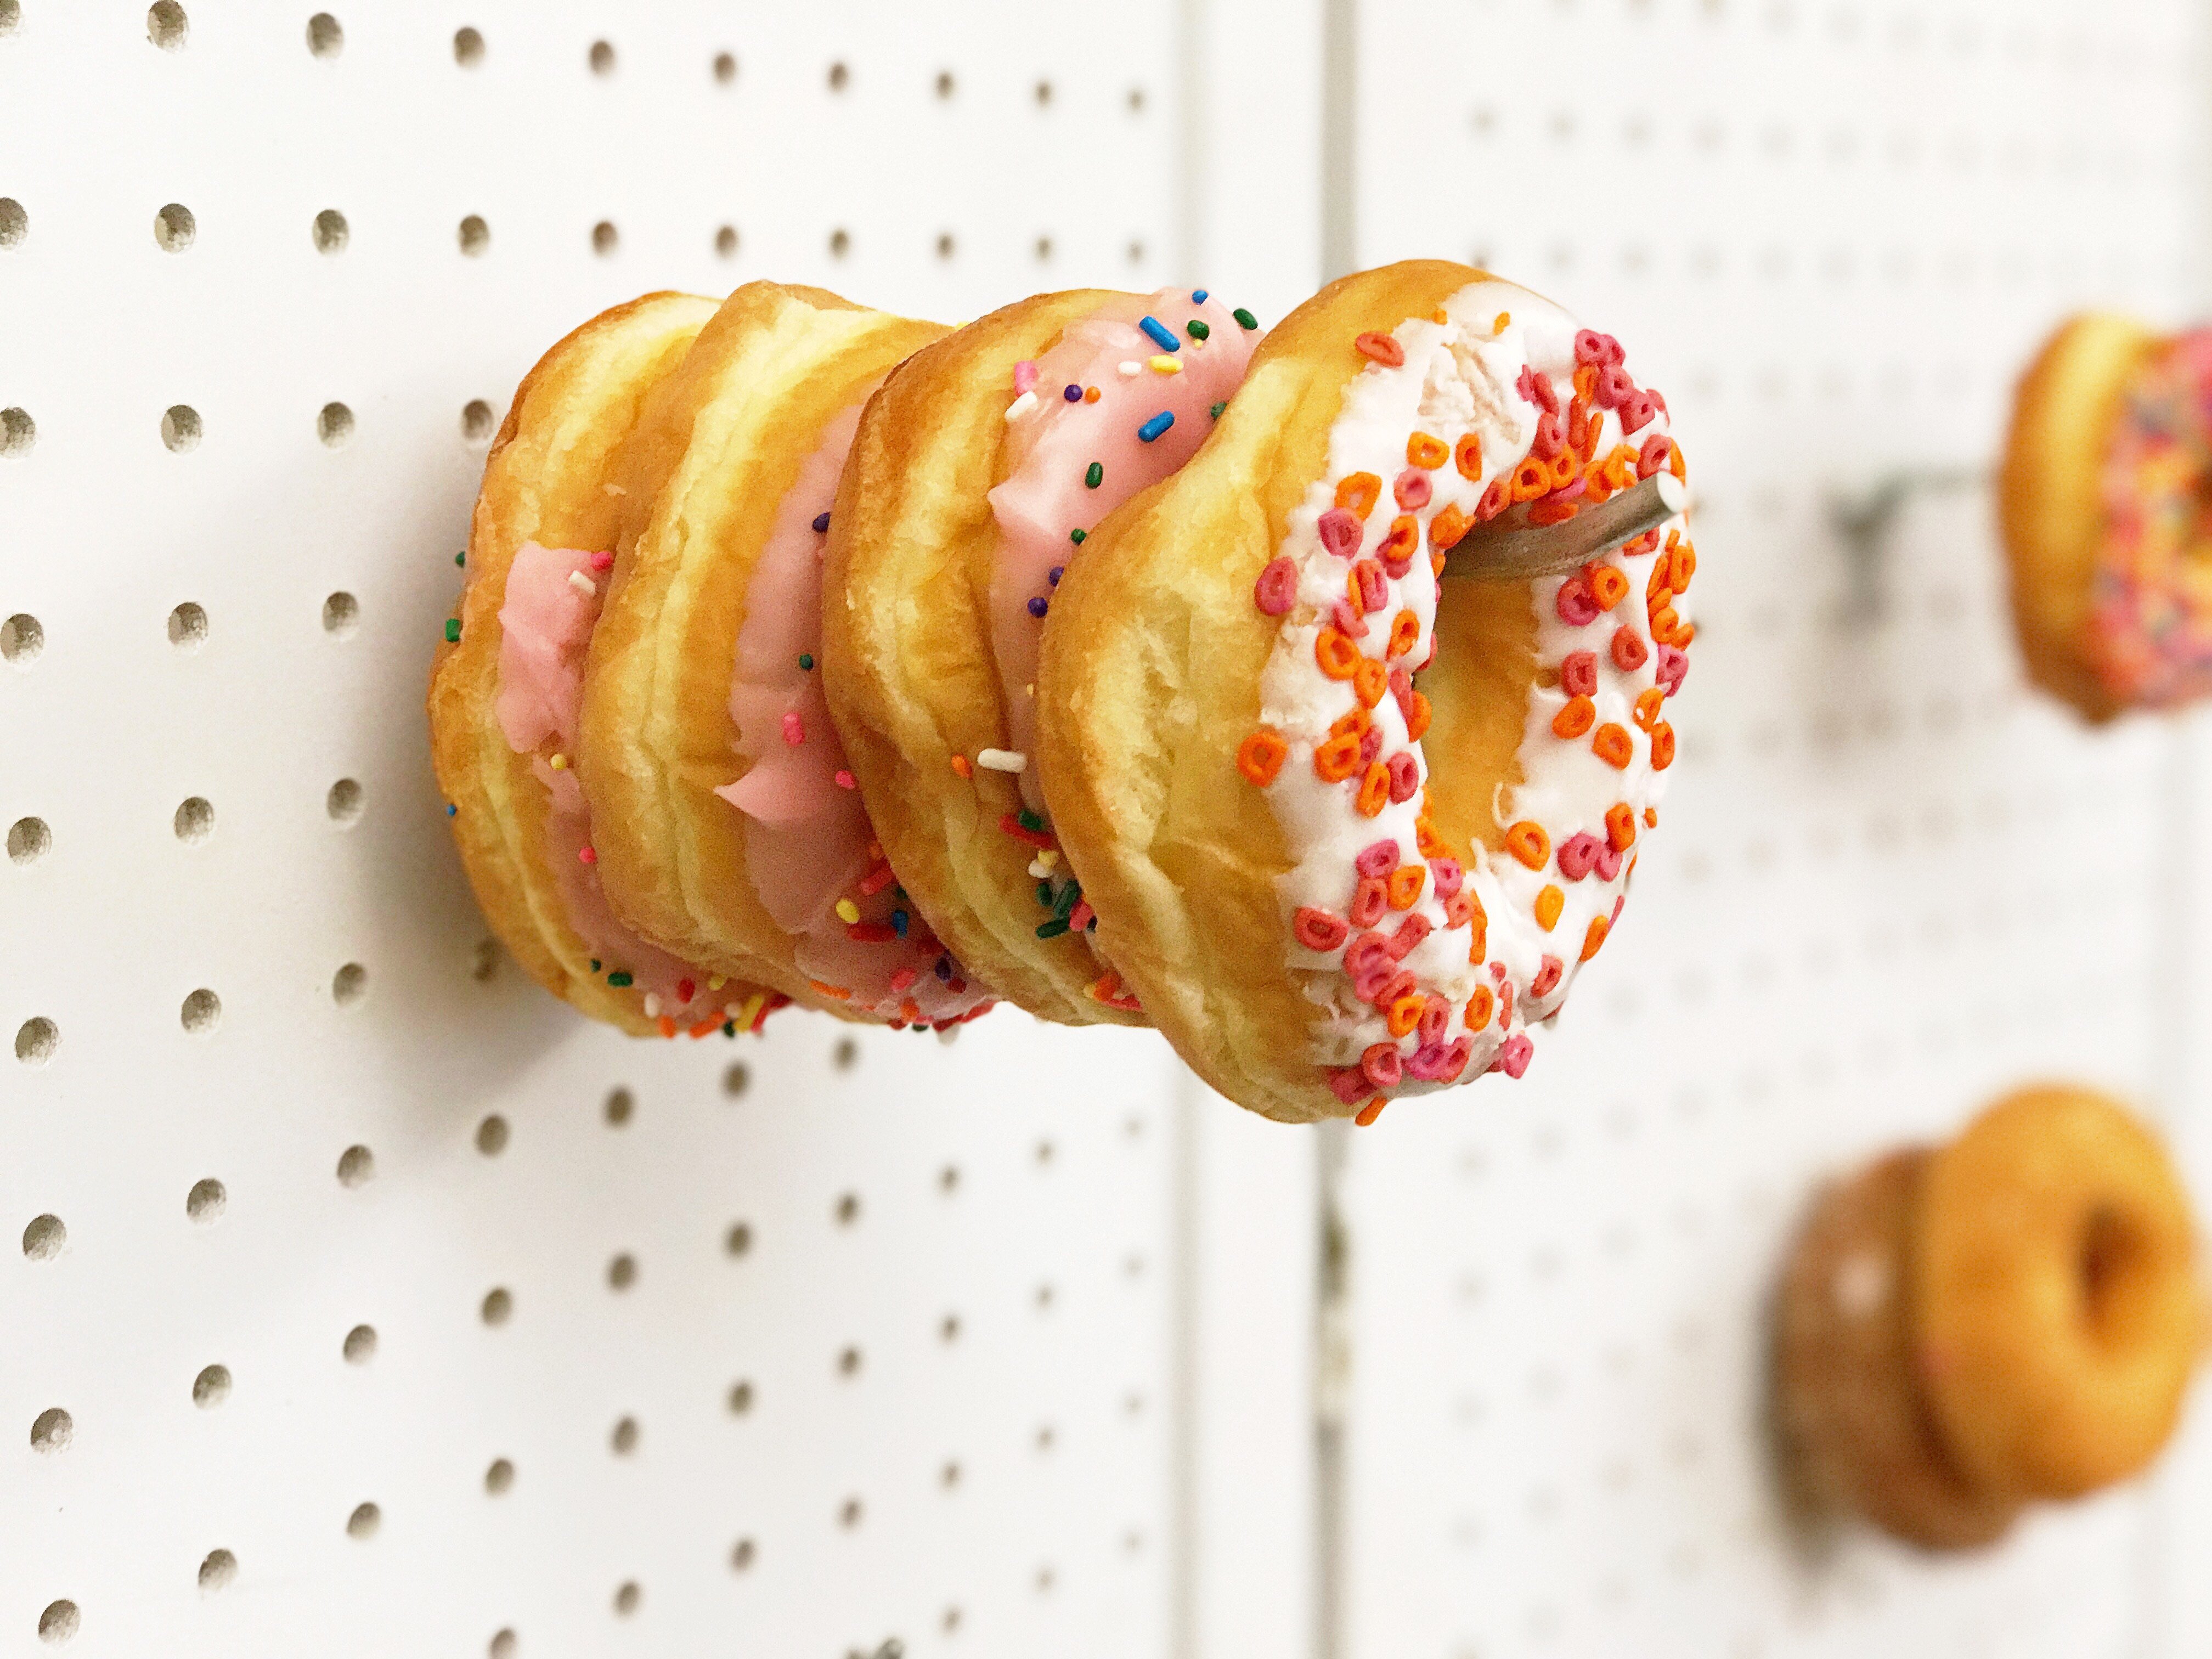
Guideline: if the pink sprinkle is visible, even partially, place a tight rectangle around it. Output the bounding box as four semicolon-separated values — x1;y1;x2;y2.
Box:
578;845;598;866
1556;578;1599;627
1560;650;1598;698
1494;1033;1533;1079
1638;434;1672;477
1330;598;1369;639
834;769;857;789
1573;330;1609;367
1389;664;1414;721
1558;832;1603;881
1068;899;1094;932
1595;365;1634;409
1531;411;1566;460
1355;840;1400;878
1385;752;1419;802
1655;644;1689;695
1328;1068;1370;1105
1254;557;1298;615
1418;997;1449;1046
1429;856;1463;898
782;712;804;746
1619;391;1656;435
1386;913;1430;961
1593;842;1623;882
1392;468;1432;511
1350;877;1387;930
589;551;614;571
890;968;918;993
1013;360;1039;394
1317;508;1363;559
1530;955;1564;997
1516;365;1560;415
1361;1044;1403;1090
1353;560;1388;615
1357;725;1384;766
1344;931;1391;980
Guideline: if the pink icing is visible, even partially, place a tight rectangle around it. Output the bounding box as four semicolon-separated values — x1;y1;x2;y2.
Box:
496;544;754;1030
986;289;1260;811
715;396;994;1027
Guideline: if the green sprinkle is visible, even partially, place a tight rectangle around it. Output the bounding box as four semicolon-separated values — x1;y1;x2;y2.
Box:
606;970;634;988
1085;461;1103;489
1035;918;1071;940
454;551;466;567
590;958;602;973
1053;883;1081;919
798;652;815;670
1233;308;1259;331
723;1020;737;1037
1187;319;1211;341
1036;881;1055;908
1209;401;1226;420
1070;528;1086;545
1017;809;1046;831
444;618;461;642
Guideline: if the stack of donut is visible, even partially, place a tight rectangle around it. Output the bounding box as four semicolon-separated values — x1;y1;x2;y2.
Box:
427;261;1694;1122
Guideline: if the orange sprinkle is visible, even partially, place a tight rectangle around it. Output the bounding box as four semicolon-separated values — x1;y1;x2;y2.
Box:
1534;885;1564;932
1492;310;1510;334
1354;1096;1387;1127
950;754;973;779
1431;551;1447;577
1511;458;1551;503
1380;515;1420;561
1313;731;1363;783
1527;496;1578;527
657;1015;679;1039
1605;803;1638;851
1329;707;1372;740
1550;450;1579;489
1430;503;1470;552
1464;984;1494;1032
1669;442;1688;482
1454;433;1486;481
1406;690;1432;742
1650;722;1676;770
1335;472;1383;520
1644;806;1658;828
1406;432;1449;470
1354;331;1404;368
1467;921;1487;964
1316;627;1361;679
900;998;922;1023
1386;865;1425;909
1083;385;1101;403
1553;696;1595;739
1386;610;1420;659
1649;604;1684;647
1573;364;1599;402
1592;723;1633;769
1386;994;1424;1038
1633;686;1665;732
1353;657;1389;709
809;980;853;1000
1583;464;1616;505
1431;307;1451;324
1580;914;1610;962
1345;568;1369;614
1415;815;1448;859
1505;820;1550;870
688;1018;720;1039
1237;727;1288;786
1588;565;1629;611
1355;762;1391;817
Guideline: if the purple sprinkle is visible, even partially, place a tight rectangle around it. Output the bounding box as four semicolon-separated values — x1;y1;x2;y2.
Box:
1027;596;1049;618
811;512;831;533
934;956;952;981
1048;566;1064;586
1063;384;1082;402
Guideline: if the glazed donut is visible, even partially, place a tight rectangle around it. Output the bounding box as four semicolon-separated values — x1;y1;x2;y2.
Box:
2001;315;2212;720
428;291;782;1037
824;286;1261;1025
1036;261;1690;1122
574;283;993;1030
1775;1086;2202;1549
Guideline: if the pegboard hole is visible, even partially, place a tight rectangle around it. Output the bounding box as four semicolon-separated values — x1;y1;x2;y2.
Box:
1034;79;1053;106
198;1549;236;1592
838;1497;864;1528
603;1087;633;1126
610;1416;639;1455
185;1178;225;1222
936;232;955;261
22;1214;64;1260
481;1287;512;1325
321;591;358;635
939;1313;960;1343
591;221;618;257
721;1062;749;1097
37;1601;77;1645
834;1192;860;1226
312;208;348;253
607;1252;636;1291
346;1502;380;1539
30;1407;72;1453
613;1582;640;1617
1127;239;1146;266
318;402;354;447
1127;86;1146;111
193;1364;231;1407
833;1036;859;1070
837;1345;862;1378
484;1457;514;1494
1033;236;1053;263
160;405;201;452
335;1144;374;1186
935;70;955;99
154;202;195;251
305;13;342;57
730;1538;756;1572
724;1221;751;1256
588;39;615;75
940;1460;961;1488
0;199;27;248
827;61;849;92
470;937;500;980
714;225;738;258
9;816;50;863
476;1114;509;1155
180;988;221;1034
327;778;364;825
2;613;43;661
938;1165;960;1194
488;1633;516;1659
1;407;36;458
828;228;851;259
713;50;736;84
331;963;367;1006
342;1324;376;1363
16;1017;58;1065
462;399;495;442
167;601;207;648
147;1;187;48
727;1380;754;1415
453;26;483;66
459;215;490;256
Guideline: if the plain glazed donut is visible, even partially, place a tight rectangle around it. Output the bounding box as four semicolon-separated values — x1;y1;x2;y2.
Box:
1775;1086;2202;1549
823;286;1261;1025
2000;314;2212;720
428;291;782;1037
575;283;992;1030
1036;262;1690;1122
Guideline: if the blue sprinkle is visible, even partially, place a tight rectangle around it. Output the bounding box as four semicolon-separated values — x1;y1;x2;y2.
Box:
1048;565;1064;585
1063;383;1082;402
1027;596;1048;618
811;512;831;533
1138;315;1180;353
890;909;909;938
1137;409;1175;443
1192;289;1209;303
445;803;456;816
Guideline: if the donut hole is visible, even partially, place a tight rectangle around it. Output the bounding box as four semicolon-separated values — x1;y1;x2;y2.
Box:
1412;578;1540;860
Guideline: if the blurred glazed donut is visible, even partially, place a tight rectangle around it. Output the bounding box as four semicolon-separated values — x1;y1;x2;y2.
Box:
2001;314;2212;719
577;283;992;1029
1037;261;1691;1122
428;291;783;1037
823;285;1261;1025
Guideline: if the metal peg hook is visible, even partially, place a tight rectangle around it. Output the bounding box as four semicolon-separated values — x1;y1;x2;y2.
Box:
1826;466;1988;625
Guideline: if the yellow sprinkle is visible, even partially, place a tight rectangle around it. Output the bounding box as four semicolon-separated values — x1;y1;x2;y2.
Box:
1148;354;1182;375
835;899;861;924
708;974;726;991
1431;307;1449;324
548;753;568;771
735;992;766;1029
1493;311;1511;335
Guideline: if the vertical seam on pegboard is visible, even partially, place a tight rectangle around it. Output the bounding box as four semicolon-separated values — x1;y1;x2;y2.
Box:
1320;0;1359;284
